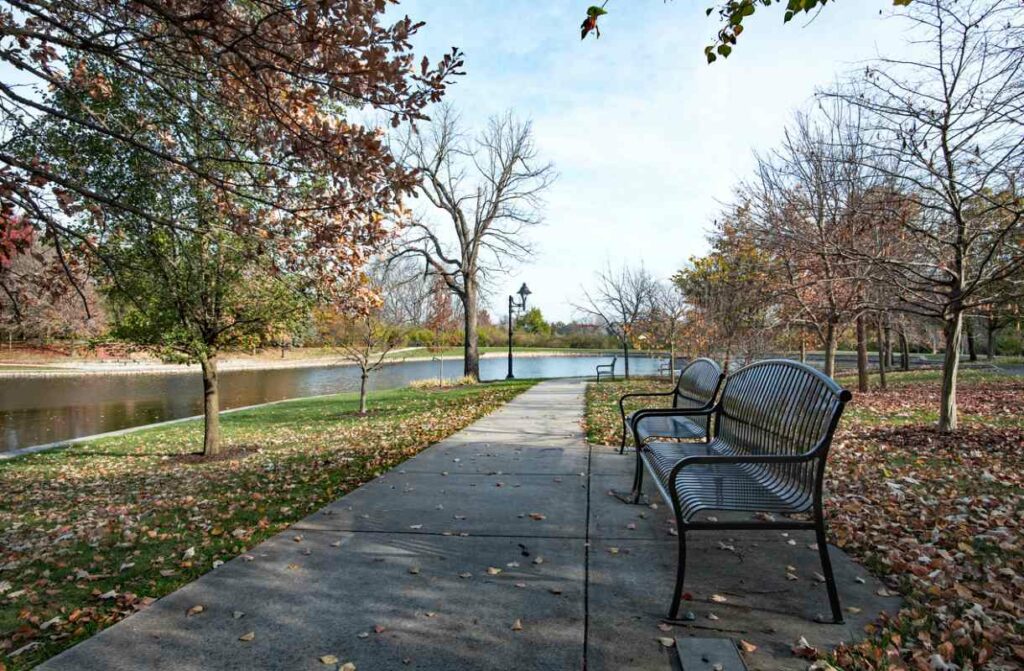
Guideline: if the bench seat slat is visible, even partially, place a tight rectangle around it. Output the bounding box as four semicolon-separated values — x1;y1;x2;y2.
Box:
644;441;814;521
629;413;705;442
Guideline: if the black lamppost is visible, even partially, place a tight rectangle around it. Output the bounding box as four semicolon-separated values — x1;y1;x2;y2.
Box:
506;282;532;379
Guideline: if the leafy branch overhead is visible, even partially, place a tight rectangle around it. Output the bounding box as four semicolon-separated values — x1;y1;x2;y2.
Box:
581;5;608;39
579;1;913;61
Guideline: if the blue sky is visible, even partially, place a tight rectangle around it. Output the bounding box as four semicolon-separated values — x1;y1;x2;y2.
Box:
391;1;912;322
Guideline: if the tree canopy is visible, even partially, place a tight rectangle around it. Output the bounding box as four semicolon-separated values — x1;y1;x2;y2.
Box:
578;1;913;62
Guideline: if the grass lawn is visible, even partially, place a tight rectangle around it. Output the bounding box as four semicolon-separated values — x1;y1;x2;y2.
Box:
0;379;536;669
585;369;1023;670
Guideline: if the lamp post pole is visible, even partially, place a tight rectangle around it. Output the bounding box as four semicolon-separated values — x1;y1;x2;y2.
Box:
506;282;532;380
506;295;515;379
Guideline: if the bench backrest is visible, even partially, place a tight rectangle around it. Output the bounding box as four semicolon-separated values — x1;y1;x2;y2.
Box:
714;360;852;504
672;358;725;434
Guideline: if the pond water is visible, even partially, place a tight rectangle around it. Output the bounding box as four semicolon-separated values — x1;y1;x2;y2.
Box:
0;354;663;453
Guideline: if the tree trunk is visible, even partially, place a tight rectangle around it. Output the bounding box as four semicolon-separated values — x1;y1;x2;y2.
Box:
462;280;480;380
883;318;894;368
856;314;869;393
823;322;837;378
899;330;910;372
939;313;963;433
965;317;977;362
669;341;676;385
876;316;887;391
622;340;630;380
199;354;220;456
799;332;806;364
986;318;996;361
358;371;368;415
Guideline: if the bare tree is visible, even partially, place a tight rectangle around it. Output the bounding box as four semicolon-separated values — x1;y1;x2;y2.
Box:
320;263;410;414
648;282;689;383
826;0;1024;432
380;256;434;326
575;264;657;379
742;101;889;378
395;105;555;379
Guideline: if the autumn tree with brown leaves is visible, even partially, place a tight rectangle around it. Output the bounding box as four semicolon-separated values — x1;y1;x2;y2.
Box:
0;0;463;309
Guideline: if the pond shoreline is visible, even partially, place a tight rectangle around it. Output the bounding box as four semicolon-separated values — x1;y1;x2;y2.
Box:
0;348;629;379
0;389;351;461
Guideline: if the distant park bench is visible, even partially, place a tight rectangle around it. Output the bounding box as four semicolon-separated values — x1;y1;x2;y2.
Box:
617;358;724;453
595;356;616;382
627;359;852;623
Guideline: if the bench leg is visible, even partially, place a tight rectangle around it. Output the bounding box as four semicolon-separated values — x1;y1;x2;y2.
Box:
815;515;844;624
619;419;627;454
669;527;688;619
626;450;643;504
630;450;644;502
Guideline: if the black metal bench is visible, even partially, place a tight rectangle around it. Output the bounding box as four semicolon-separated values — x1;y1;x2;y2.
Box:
595;356;616;382
617;358;724;454
630;359;852;623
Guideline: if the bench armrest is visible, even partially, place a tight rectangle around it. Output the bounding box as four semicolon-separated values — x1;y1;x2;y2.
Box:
618;389;675;413
629;405;715;436
618;390;675;425
668;452;814;482
631;405;713;421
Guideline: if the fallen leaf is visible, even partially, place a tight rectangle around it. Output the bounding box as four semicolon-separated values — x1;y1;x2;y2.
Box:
238;631;255;642
512;618;523;631
320;654;339;665
791;636;817;659
739;640;758;653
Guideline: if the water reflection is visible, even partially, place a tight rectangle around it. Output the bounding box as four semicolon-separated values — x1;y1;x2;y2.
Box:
0;355;663;452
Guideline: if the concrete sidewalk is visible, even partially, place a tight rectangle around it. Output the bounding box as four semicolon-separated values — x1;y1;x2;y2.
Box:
40;380;900;671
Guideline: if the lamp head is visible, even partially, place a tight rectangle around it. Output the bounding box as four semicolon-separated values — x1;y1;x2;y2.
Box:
517;283;532;306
